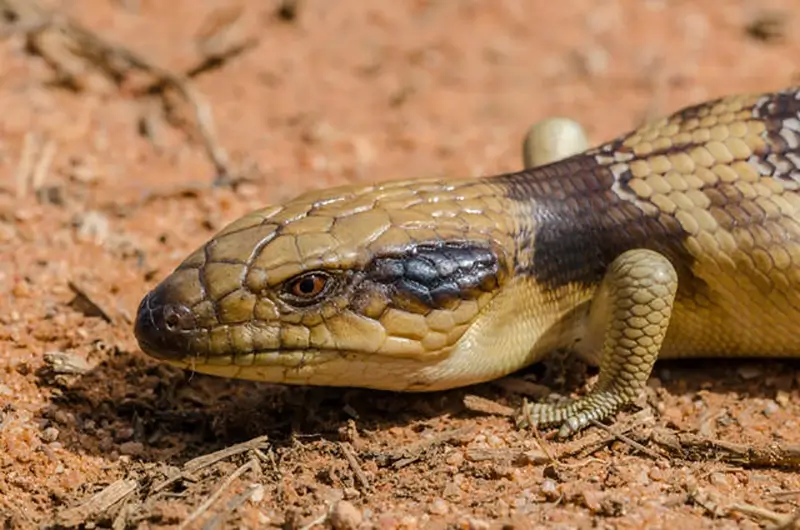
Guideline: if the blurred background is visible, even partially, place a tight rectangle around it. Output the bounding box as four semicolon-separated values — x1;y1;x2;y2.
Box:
2;1;800;527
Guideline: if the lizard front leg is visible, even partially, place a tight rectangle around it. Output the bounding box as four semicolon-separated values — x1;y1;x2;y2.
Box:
518;248;679;438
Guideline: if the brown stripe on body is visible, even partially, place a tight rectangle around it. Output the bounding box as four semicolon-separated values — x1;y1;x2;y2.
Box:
750;88;800;188
495;153;699;294
494;87;800;302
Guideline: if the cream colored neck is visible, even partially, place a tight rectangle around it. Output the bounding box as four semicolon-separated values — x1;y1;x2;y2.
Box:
422;276;595;389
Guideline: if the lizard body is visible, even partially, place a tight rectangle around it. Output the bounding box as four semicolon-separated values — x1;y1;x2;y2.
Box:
134;86;800;437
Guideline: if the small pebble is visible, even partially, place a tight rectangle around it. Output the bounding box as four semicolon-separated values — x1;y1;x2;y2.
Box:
375;514;401;530
709;472;731;490
329;500;362;530
512;490;531;509
646;377;662;389
428;498;449;515
398;515;418;529
648;467;666;482
40;427;59;443
73;210;110;245
486;434;503;448
763;400;781;417
249;484;265;503
343;487;360;500
578;46;610;77
465;517;490;530
737;365;763;380
118;442;144;456
492;465;515;480
582;489;605;513
518;450;549;465
445;450;464;467
53;410;74;427
539;478;559;500
442;481;461;499
12;280;31;298
0;222;16;243
114;427;134;442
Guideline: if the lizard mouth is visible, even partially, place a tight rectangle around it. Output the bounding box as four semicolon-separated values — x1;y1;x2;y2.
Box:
134;288;351;366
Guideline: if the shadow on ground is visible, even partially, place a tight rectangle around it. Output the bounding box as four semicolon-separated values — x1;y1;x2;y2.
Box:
35;348;475;465
34;345;800;466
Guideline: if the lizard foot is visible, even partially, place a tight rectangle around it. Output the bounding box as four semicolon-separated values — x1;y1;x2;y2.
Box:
517;248;679;439
515;387;632;439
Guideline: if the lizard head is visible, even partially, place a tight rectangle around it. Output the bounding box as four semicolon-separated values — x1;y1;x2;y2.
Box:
133;177;530;391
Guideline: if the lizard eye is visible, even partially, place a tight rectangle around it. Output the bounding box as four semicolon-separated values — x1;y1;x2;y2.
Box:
283;271;333;304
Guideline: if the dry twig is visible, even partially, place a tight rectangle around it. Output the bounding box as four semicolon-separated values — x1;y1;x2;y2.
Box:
651;430;800;469
587;418;664;461
177;459;257;530
151;435;269;494
464;447;549;466
552;409;656;461
462;394;515;417
688;482;800;529
184;435;269;474
55;478;138;527
340;442;371;492
386;426;475;470
0;0;257;184
201;482;264;530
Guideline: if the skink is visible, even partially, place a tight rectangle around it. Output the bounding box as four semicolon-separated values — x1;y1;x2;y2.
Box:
134;87;800;438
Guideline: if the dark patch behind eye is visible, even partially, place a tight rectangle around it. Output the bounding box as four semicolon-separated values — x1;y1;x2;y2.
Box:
364;241;504;312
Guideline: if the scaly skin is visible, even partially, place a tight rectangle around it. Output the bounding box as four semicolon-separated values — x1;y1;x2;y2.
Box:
134;86;800;438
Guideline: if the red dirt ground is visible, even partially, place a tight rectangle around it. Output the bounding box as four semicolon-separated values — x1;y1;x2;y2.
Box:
3;1;800;528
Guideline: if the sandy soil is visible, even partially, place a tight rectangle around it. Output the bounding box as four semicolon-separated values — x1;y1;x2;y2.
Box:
3;1;800;528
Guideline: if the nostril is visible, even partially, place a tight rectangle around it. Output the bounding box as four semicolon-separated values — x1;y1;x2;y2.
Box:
161;303;193;333
163;307;181;332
